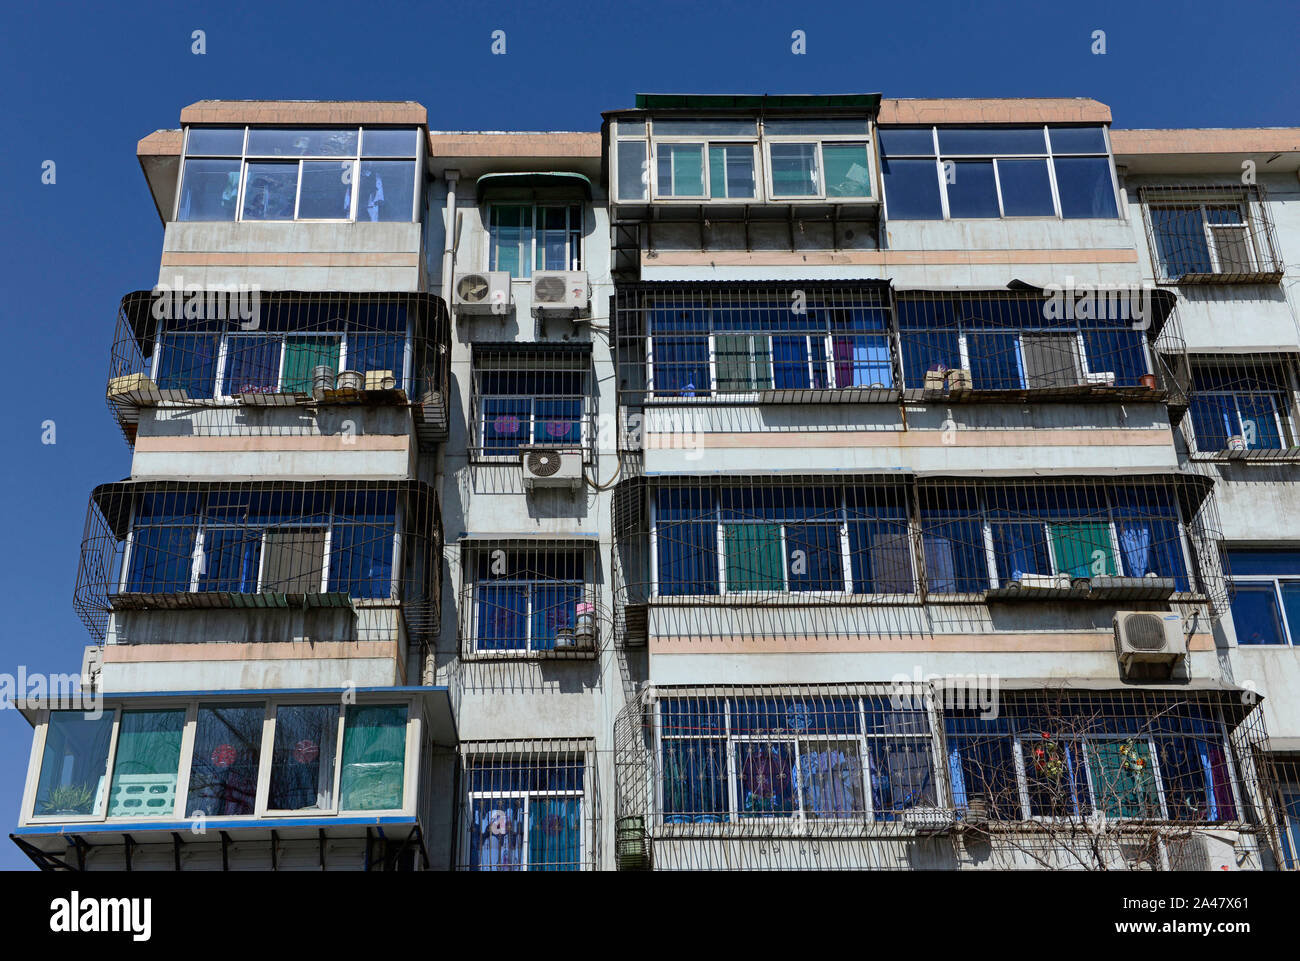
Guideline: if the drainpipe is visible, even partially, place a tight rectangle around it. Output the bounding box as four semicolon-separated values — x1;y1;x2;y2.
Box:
440;170;461;306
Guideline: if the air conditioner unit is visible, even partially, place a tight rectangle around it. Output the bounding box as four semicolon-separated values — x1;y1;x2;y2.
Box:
1168;832;1241;871
532;270;589;314
520;446;582;491
454;271;511;314
1113;610;1186;675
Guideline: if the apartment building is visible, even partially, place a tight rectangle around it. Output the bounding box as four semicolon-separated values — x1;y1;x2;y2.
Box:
10;95;1300;872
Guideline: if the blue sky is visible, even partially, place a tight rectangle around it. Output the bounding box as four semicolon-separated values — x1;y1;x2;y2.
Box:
0;0;1295;869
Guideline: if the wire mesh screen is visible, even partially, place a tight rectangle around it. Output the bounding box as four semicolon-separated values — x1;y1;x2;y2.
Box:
468;343;596;461
609;471;1227;642
457;740;598;871
1183;353;1300;460
614;684;1276;870
1139;184;1284;285
108;290;450;447
457;540;604;660
614;282;1189;414
74;479;440;643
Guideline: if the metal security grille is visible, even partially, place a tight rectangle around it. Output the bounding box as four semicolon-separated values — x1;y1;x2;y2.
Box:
614;282;1189;418
614;684;1277;871
1183;353;1300;461
468;343;596;461
457;740;598;871
609;471;1227;646
108;290;450;448
457;539;604;660
74;479;440;644
1268;754;1300;870
1138;184;1284;285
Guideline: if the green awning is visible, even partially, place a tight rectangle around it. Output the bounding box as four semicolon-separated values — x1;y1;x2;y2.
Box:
475;171;592;203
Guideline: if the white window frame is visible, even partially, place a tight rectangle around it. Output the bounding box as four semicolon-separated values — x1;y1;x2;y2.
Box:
485;203;584;278
467;548;592;655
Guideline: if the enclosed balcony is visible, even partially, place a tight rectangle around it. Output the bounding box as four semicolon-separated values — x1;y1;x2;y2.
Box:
1139;184;1284;285
613;683;1279;870
611;472;1227;648
107;290;450;451
73;480;440;682
11;687;454;871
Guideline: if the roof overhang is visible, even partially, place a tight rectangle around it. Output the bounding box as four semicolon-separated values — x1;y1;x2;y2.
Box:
475;171;591;203
1112;128;1300;174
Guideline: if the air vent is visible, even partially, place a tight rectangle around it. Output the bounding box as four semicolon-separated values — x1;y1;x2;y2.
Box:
527;450;562;477
1123;613;1169;651
534;275;567;303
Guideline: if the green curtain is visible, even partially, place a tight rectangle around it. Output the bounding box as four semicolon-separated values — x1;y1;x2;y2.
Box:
108;709;185;817
1087;740;1160;818
725;523;784;590
339;704;407;810
282;336;340;393
1050;522;1116;578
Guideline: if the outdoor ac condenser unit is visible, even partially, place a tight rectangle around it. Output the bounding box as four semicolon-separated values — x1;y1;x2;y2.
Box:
520;446;582;491
1113;610;1186;676
532;270;589;313
454;271;511;313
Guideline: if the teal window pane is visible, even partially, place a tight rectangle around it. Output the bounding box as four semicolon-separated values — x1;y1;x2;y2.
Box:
1279;582;1300;645
725;523;784;590
657;143;705;197
489;205;532;278
528;797;582;870
822;144;872;197
708;144;755;199
340;704;407;810
770;143;819;196
108;709;185;818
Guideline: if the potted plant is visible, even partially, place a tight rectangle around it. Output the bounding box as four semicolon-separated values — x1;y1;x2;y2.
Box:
40;783;95;816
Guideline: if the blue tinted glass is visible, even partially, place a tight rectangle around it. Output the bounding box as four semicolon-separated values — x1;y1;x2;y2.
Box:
938;127;1046;155
657;521;719;595
186;127;245;156
1053;157;1117;218
1048;126;1108;154
127;526;197;592
223;335;282;395
361;129;418;157
945;160;999;218
329;523;395;598
785;523;843;591
997;159;1056;216
199;529;261;592
157;333;219;396
878;128;935;156
483;397;533;453
476;584;527;649
992;523;1051;582
1225;550;1300;576
1151;206;1212;275
882;157;943;220
652;336;710;396
967;332;1025;389
1230;583;1286;645
348;334;404;389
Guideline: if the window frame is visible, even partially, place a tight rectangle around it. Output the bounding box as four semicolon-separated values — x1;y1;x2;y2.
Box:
462;755;587;870
464;545;595;656
175;125;422;224
1229;572;1300;647
21;696;418;826
485;203;585;278
879;125;1120;222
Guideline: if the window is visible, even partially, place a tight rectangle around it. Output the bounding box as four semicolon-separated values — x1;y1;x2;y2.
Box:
471;346;590;458
638;286;892;398
879;125;1117;220
897;292;1151;392
947;696;1240;824
653;484;913;597
108;709;185;818
1189;361;1295;453
177;126;419;223
122;489;397;600
658;695;934;825
465;753;586;870
487;205;582;278
187;704;263;817
1227;549;1300;646
466;547;591;654
339;704;407;811
920;483;1192;593
150;302;412;401
1142;186;1280;282
33;712;115;818
268;704;340;812
25;698;417;825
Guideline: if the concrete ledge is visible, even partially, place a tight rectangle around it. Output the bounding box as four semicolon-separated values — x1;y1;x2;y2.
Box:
880;98;1111;125
180;100;427;125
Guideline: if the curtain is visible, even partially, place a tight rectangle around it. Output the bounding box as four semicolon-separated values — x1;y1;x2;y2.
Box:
662;740;729;823
528;797;581;870
281;337;341;394
1117;522;1152;578
735;742;797;816
948;745;968;808
530;583;580;650
991;523;1050;582
1050;522;1116;578
797;744;865;818
339;705;406;811
1205;741;1237;821
725;523;784;590
922;520;987;592
473;799;524;870
476;584;527;650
